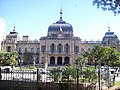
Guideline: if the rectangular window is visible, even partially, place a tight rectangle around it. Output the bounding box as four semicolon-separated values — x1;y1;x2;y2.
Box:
18;48;21;53
41;46;46;54
41;57;44;64
25;48;27;53
74;46;79;54
58;48;62;54
65;45;69;54
31;48;34;53
37;48;40;53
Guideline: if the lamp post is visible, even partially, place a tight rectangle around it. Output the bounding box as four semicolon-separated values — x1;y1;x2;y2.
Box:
33;57;36;66
19;59;21;70
44;57;48;70
77;68;79;90
19;59;23;70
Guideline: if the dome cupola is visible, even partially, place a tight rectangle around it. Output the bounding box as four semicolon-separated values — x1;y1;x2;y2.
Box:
103;27;117;40
102;26;119;45
48;9;73;32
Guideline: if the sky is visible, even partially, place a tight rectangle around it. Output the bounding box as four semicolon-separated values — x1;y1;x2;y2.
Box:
0;0;120;41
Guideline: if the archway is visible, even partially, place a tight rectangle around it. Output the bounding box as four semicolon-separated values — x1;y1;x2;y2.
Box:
50;56;55;65
64;57;70;65
57;57;62;65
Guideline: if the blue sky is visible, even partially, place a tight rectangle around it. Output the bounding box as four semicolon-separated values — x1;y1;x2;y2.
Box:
0;0;120;41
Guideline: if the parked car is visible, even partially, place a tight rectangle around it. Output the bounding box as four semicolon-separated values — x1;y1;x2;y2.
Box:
1;66;12;73
2;68;10;73
115;69;120;76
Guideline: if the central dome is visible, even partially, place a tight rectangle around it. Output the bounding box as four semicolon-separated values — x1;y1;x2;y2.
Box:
48;21;73;32
48;9;73;32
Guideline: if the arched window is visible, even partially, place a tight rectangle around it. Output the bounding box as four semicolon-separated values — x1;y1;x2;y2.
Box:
65;44;70;54
50;44;55;53
36;57;39;64
50;56;55;65
7;46;11;52
64;57;70;65
41;46;46;54
57;44;63;54
57;57;62;65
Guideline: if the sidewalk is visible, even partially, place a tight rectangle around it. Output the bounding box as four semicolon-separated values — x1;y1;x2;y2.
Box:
102;86;120;90
108;86;120;90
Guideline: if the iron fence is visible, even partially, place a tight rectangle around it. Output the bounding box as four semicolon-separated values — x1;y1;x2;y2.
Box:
0;67;96;90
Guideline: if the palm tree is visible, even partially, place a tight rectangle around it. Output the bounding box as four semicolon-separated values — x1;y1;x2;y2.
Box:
64;64;77;81
82;44;104;90
75;56;87;79
49;67;61;82
82;66;97;83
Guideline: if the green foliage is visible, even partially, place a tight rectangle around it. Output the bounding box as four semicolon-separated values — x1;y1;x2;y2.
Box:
82;66;97;83
82;44;120;67
102;47;120;67
93;0;120;15
11;51;18;59
23;52;32;65
64;65;77;79
49;68;61;82
76;56;87;67
83;44;104;66
21;65;37;70
115;81;120;86
0;52;4;65
0;51;18;66
75;56;87;77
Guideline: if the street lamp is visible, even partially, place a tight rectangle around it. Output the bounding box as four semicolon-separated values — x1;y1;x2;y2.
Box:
33;57;36;66
44;57;48;70
19;59;23;70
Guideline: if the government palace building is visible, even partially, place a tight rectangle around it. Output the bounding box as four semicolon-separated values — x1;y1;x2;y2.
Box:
1;10;120;67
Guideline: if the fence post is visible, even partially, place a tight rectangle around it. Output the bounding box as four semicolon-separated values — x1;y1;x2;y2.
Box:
37;68;39;85
0;67;2;80
98;65;101;90
77;68;79;90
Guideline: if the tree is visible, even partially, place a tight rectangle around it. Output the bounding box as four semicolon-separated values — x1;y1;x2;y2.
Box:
82;66;97;83
49;67;61;82
23;52;32;65
83;44;104;67
75;56;87;78
0;52;4;66
2;52;11;66
11;51;18;59
64;65;77;80
0;51;18;66
93;0;120;15
76;56;87;68
102;47;120;67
